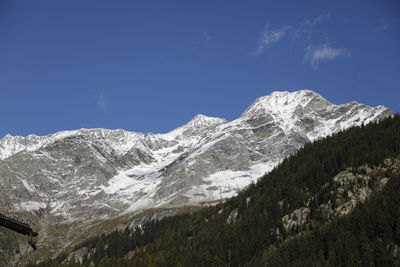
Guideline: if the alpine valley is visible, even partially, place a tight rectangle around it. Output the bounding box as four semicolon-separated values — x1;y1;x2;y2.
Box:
0;90;393;265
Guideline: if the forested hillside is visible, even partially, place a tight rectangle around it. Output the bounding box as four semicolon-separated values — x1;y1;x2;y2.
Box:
30;115;400;267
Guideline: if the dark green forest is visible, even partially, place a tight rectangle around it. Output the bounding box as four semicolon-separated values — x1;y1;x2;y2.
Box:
30;115;400;267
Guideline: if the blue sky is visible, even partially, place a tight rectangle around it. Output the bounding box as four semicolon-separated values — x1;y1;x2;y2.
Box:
1;0;399;137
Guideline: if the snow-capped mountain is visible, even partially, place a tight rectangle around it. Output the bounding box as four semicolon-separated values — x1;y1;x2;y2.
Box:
0;90;392;223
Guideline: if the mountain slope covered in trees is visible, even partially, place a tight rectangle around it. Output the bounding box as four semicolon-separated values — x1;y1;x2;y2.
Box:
30;115;400;266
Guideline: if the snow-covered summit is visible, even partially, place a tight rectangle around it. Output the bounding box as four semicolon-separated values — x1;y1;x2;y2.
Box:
0;128;144;160
241;89;331;117
238;90;391;139
186;114;228;129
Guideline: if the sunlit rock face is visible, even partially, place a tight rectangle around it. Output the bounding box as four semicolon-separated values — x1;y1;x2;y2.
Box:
0;90;392;223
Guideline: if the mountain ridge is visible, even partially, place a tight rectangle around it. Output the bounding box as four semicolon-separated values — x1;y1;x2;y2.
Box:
0;90;392;222
0;90;390;159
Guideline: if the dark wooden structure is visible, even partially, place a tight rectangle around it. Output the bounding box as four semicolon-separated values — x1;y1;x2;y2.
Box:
0;212;38;250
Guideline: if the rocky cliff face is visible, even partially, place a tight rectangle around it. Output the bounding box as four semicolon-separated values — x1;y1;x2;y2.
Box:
0;90;392;224
281;156;400;233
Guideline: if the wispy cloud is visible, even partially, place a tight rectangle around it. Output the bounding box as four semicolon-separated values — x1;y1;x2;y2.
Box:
305;13;331;27
294;13;330;42
251;25;290;56
304;43;351;68
252;14;330;56
251;14;351;69
97;92;107;114
374;18;391;32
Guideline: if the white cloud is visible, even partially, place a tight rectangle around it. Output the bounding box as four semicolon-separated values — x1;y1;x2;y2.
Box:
251;14;329;56
304;43;351;68
252;25;290;56
374;18;391;32
251;14;350;69
293;13;330;42
306;13;331;27
97;92;107;113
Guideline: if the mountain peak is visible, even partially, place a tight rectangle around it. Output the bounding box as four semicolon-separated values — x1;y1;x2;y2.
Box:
186;114;228;128
241;89;331;117
3;134;14;139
